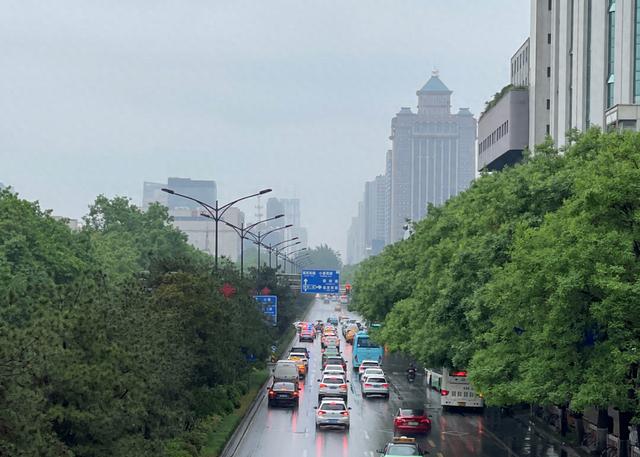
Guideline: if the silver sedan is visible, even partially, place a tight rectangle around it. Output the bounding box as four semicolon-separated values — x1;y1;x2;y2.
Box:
361;375;389;399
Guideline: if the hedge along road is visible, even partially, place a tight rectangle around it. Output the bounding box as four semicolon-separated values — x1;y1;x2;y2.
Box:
223;297;564;457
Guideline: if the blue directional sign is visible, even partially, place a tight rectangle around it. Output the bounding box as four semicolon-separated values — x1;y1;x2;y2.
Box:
301;269;340;294
255;295;278;326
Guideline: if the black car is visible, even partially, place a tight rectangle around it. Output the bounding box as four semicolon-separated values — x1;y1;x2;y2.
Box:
267;381;299;407
290;347;311;360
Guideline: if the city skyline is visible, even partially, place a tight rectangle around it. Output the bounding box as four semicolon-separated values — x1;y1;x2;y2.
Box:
0;0;530;257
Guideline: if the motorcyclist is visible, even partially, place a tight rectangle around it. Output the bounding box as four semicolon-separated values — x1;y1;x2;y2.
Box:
406;363;417;380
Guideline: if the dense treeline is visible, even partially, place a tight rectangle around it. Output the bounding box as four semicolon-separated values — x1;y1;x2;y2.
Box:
0;193;299;456
352;129;640;421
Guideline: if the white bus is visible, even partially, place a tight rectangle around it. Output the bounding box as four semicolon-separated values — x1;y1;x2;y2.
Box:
426;368;484;409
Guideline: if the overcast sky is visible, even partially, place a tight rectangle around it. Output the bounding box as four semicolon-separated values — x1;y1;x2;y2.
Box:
1;0;529;258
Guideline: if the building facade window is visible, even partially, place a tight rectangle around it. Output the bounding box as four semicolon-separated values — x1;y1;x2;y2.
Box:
635;0;640;103
607;0;616;108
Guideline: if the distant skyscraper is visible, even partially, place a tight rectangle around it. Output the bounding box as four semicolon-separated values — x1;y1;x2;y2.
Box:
264;197;307;249
389;72;477;242
166;177;216;210
140;178;243;261
142;182;167;210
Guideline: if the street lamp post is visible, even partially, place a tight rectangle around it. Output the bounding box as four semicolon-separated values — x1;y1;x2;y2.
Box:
284;247;307;274
212;214;284;279
268;237;298;269
249;224;293;281
161;187;272;270
272;238;300;271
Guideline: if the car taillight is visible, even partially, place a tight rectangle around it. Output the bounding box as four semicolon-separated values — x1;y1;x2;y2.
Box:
364;383;373;387
268;390;275;398
318;411;326;415
420;418;430;424
293;391;299;397
441;389;449;396
341;411;349;416
340;384;347;390
382;383;389;388
319;383;327;388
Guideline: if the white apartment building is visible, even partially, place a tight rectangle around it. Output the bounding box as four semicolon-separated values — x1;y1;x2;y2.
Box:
530;0;640;149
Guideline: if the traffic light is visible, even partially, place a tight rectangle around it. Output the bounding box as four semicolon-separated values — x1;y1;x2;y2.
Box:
345;283;352;295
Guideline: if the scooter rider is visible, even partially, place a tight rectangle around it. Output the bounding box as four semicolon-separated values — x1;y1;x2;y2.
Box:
406;363;417;381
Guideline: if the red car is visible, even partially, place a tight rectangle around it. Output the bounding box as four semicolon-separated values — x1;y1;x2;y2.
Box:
393;407;431;434
299;330;315;343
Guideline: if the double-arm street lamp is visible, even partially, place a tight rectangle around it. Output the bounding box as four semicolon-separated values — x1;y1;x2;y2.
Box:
161;187;272;269
268;237;298;268
250;224;293;272
282;247;307;273
211;213;284;278
273;240;301;271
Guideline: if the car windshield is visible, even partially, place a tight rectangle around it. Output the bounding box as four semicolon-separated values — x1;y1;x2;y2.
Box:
386;444;421;456
399;408;425;417
367;377;386;383
320;403;346;411
323;377;344;384
273;382;295;391
324;365;343;371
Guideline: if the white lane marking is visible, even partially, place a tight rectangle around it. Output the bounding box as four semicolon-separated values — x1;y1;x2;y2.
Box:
303;450;308;457
364;430;370;440
437;453;444;457
428;439;436;448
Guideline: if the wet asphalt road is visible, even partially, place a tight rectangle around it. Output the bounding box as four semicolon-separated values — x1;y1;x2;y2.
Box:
230;299;564;457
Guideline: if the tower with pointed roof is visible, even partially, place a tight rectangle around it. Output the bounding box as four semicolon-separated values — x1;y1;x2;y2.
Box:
388;72;477;242
417;70;453;117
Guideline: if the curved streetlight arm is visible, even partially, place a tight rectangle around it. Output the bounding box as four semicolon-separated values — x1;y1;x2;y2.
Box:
259;224;293;242
219;188;272;217
278;241;301;252
163;188;217;217
245;213;284;233
272;236;299;250
204;214;246;239
288;247;307;256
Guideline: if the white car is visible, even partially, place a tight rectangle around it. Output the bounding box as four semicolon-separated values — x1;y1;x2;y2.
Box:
318;375;348;401
362;375;389;398
315;398;350;429
323;364;346;377
360;367;385;383
358;360;381;378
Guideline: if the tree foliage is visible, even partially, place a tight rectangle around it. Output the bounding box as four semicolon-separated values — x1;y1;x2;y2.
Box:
0;192;292;456
352;129;640;420
303;244;342;271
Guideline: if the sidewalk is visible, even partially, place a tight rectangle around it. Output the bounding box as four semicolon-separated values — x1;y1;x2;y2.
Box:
482;407;587;457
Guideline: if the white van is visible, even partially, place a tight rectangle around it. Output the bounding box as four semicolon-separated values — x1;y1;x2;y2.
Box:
273;360;299;383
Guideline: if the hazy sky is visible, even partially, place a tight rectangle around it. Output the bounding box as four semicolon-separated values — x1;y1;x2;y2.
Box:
1;0;529;257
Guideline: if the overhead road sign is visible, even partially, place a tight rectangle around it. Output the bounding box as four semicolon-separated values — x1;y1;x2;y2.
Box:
255;295;278;326
300;269;340;294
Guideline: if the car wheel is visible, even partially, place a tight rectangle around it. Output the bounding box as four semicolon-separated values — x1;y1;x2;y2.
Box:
362;392;366;398
345;424;350;430
268;400;273;407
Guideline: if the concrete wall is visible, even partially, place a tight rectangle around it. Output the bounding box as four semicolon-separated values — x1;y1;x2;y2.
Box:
478;89;529;171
